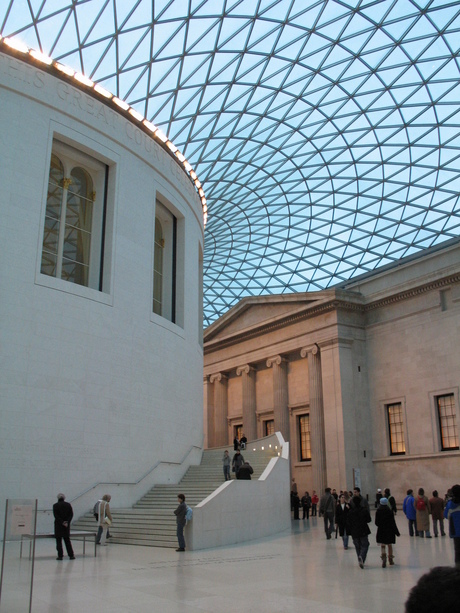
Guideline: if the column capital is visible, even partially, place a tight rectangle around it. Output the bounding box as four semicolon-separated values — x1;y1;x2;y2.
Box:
236;364;255;376
266;355;287;368
300;343;320;359
210;372;228;384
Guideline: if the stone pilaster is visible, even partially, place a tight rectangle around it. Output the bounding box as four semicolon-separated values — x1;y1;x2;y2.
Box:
301;344;327;494
204;375;215;448
210;372;228;447
236;364;257;442
266;355;290;441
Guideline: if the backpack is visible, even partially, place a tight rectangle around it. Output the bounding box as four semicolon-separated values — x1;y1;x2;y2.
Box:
416;497;426;511
93;501;100;520
185;505;193;522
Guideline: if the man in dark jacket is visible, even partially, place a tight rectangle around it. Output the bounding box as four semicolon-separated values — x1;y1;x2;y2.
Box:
174;493;187;552
237;461;253;480
53;493;75;560
346;495;372;568
319;487;336;539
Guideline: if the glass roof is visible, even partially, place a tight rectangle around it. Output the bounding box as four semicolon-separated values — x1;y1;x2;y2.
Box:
2;0;460;327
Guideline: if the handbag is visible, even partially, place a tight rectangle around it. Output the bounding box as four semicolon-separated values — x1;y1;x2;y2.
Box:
104;516;112;526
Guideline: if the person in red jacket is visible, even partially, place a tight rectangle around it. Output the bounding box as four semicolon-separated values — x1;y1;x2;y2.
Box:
311;491;319;516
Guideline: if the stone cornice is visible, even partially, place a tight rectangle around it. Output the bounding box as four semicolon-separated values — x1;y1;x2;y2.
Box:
364;273;460;311
204;297;364;354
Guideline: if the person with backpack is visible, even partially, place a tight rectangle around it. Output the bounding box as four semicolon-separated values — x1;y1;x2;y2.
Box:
414;487;431;538
403;489;418;537
96;494;113;545
384;488;397;515
174;493;187;552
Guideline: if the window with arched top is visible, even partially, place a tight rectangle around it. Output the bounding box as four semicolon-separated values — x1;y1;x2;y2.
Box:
41;141;108;290
153;199;178;324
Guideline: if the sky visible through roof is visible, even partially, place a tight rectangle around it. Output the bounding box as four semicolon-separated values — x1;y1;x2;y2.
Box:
2;0;460;326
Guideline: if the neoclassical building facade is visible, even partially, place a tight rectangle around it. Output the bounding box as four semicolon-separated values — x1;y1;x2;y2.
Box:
203;239;460;504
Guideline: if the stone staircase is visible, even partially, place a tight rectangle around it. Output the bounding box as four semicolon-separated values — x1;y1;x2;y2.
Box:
72;446;277;548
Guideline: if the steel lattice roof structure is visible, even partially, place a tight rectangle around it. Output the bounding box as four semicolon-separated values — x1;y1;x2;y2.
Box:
2;0;460;327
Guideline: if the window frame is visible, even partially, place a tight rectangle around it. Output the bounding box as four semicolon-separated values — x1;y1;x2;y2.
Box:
386;401;406;456
435;391;459;451
37;127;117;303
298;413;311;462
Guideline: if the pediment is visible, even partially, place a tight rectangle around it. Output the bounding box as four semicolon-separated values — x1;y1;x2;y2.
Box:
204;294;328;343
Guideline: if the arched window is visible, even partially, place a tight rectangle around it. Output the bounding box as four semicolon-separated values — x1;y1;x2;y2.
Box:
41;141;107;290
153;199;177;323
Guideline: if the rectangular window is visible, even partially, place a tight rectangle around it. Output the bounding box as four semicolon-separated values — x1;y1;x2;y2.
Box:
298;414;311;461
387;403;405;455
437;394;459;450
264;419;274;436
41;140;107;290
153;200;177;323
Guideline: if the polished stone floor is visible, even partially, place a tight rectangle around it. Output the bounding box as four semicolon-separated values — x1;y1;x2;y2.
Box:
1;515;454;613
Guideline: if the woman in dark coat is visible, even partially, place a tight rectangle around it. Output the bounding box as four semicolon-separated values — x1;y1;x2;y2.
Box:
335;493;350;549
346;496;372;568
375;497;400;567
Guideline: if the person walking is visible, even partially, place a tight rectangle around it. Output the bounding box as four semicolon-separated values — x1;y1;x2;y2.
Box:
403;489;418;536
96;494;113;546
53;493;75;561
335;493;351;549
174;493;187;552
232;449;244;477
414;488;432;538
429;490;445;537
346;495;372;568
375;497;400;567
222;450;231;481
444;483;460;567
319;487;336;539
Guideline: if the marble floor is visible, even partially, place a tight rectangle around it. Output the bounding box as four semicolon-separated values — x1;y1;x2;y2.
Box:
1;515;454;613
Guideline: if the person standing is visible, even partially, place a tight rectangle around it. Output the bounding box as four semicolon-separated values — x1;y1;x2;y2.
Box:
444;483;460;567
429;490;445;537
301;491;312;520
403;489;418;536
335;493;350;549
414;488;432;538
53;493;75;561
222;450;231;481
375;488;382;509
311;491;319;516
233;435;240;451
375;497;400;567
346;496;372;569
240;433;247;450
174;493;187;552
319;487;336;539
96;494;113;546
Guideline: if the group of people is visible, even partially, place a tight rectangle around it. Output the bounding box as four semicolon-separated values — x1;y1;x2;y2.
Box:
291;481;460;570
222;449;253;480
52;492;113;560
290;480;319;519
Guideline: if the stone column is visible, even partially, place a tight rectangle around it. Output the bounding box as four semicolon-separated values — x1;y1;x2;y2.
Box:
301;344;327;494
210;372;228;447
266;355;290;441
204;375;215;448
236;364;257;442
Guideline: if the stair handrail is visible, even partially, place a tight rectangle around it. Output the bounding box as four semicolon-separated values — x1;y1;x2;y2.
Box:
36;440;204;514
